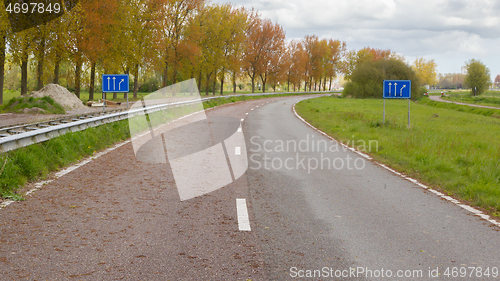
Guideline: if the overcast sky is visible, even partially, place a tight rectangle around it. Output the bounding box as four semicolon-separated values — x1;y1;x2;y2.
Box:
214;0;500;80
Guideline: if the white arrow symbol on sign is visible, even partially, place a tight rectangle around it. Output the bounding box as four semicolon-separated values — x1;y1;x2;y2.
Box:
112;77;116;90
388;83;392;95
107;77;110;90
119;79;124;90
400;84;406;96
394;83;398;96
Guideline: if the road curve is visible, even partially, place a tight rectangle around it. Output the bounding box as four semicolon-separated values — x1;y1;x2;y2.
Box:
0;95;499;280
245;96;500;280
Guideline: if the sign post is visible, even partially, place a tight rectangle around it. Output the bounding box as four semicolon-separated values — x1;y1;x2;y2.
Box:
102;74;130;112
383;80;411;128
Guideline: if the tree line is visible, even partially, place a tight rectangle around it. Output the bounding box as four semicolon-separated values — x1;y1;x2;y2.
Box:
0;0;348;105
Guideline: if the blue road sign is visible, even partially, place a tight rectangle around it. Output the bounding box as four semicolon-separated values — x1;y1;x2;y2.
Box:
102;74;129;93
383;80;411;99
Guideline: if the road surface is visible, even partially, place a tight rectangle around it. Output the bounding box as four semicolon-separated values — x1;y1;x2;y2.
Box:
1;95;499;280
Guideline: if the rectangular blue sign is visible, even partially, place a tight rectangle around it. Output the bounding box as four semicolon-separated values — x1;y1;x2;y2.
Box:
383;80;411;99
102;74;129;93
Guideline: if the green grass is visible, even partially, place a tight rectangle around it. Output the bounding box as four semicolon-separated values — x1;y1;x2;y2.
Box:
0;92;323;199
295;96;500;214
0;96;66;114
419;98;500;118
1;90;20;103
0;120;130;198
443;92;500;108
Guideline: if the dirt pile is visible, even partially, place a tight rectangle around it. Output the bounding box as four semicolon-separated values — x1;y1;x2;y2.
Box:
31;84;86;110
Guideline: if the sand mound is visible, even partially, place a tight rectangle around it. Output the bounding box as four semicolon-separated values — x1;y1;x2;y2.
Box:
31;84;86;110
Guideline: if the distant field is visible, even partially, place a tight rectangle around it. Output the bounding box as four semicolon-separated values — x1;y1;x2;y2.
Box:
295;96;500;215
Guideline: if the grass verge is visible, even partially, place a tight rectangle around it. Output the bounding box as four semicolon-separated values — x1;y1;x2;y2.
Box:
0;92;323;199
295;96;500;215
1;96;66;114
442;94;500;108
0;120;129;199
419;98;500;118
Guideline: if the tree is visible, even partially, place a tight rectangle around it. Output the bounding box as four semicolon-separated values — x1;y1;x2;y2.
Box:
324;39;346;91
154;0;204;87
464;59;490;96
494;74;500;89
243;14;286;93
8;28;36;95
437;73;465;89
343;58;421;100
257;20;285;93
65;2;87;98
194;4;247;95
125;0;156;99
0;3;9;104
33;24;49;90
80;0;117;101
345;47;398;80
412;57;437;86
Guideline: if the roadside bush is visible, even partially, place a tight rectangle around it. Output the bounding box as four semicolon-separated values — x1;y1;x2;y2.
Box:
139;77;160;93
343;59;421;100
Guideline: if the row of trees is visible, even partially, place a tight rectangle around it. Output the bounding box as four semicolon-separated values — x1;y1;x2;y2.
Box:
5;0;489;105
0;0;348;105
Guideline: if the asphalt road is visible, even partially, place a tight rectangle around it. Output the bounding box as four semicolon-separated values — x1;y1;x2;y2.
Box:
244;96;500;280
1;95;499;280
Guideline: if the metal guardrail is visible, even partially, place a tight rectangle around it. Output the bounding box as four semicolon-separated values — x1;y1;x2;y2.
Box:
0;91;331;153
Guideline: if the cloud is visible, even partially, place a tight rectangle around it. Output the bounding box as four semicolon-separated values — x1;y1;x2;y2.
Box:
217;0;500;76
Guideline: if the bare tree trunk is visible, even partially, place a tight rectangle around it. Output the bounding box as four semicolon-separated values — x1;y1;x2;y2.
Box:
53;57;60;84
36;36;46;91
205;73;211;96
250;73;255;93
220;75;224;95
0;33;5;105
21;59;28;95
212;79;216;96
133;63;139;99
89;62;96;101
75;55;82;98
124;68;130;99
163;59;168;88
260;74;267;93
232;71;237;93
197;70;202;95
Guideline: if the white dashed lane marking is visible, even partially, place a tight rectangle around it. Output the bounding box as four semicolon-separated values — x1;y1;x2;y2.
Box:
236;198;251;231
